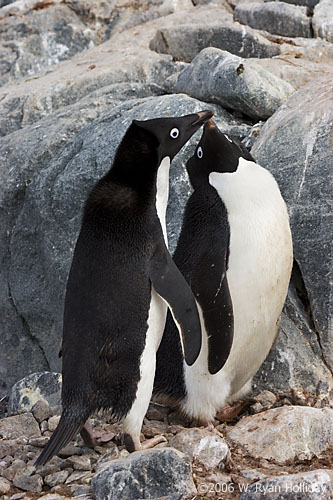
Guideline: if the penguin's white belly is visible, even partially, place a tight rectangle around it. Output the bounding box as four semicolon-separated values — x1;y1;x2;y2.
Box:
123;289;167;434
182;159;293;422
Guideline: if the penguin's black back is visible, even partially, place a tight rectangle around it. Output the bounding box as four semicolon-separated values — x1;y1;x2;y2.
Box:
61;127;162;421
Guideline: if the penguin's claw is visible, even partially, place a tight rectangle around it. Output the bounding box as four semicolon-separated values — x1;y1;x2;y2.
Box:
124;433;167;452
141;435;167;449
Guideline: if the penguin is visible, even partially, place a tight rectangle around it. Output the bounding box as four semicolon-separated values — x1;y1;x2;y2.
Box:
35;110;214;466
154;119;293;424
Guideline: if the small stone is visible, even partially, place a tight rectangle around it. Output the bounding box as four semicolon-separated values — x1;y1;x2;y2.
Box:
44;470;70;487
8;494;26;500
142;420;169;438
31;399;52;423
71;484;91;496
253;391;277;409
0;439;26;460
0;413;40;440
57;445;82;458
169;428;230;469
65;471;92;484
36;461;62;478
146;403;169;421
40;421;48;433
118;449;129;459
0;477;11;495
312;0;333;43
13;472;43;493
67;455;91;471
240;469;267;481
48;415;61;432
28;436;50;448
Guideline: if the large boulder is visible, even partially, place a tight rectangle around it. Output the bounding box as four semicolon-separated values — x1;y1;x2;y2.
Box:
167;47;295;119
234;2;312;38
227;406;333;464
91;448;197;499
313;0;333;43
149;22;280;62
252;76;333;373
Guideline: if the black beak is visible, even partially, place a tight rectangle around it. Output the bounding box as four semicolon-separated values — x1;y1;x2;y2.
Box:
191;110;214;127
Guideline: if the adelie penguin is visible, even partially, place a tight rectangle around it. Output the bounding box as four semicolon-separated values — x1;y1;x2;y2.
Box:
154;119;293;424
35;110;214;466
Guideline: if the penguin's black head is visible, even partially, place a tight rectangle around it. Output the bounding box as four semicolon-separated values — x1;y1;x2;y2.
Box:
132;110;214;164
187;119;254;188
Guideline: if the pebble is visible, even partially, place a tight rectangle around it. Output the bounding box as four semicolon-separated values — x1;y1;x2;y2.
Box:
31;400;52;423
44;470;70;487
66;455;91;471
13;472;43;493
48;415;61;432
0;477;11;495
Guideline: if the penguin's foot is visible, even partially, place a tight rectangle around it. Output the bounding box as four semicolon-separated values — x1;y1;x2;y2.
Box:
124;433;167;452
80;422;115;448
216;400;253;422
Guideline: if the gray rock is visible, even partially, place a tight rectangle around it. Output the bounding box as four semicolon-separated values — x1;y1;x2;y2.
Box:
31;399;52;422
0;439;26;460
239;469;333;499
13;472;43;493
8;372;61;415
0;413;40;439
264;0;319;7
44;470;70;487
149;22;280;62
0;477;11;495
252;77;333;373
167;48;295;119
234;2;312;38
313;0;333;43
227;406;333;464
0;4;97;86
1;93;247;394
91;447;197;499
168;428;230;469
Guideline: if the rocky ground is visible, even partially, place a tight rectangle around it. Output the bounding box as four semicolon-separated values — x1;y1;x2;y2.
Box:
2;372;333;499
0;0;332;498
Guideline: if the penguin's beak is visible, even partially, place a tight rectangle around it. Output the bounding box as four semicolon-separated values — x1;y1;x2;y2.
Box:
191;110;214;127
206;118;217;129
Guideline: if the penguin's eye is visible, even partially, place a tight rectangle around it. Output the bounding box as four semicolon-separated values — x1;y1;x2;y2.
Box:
170;128;179;139
197;146;203;159
224;133;233;143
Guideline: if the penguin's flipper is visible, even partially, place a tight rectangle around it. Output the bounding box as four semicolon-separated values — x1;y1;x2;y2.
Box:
149;242;202;366
191;249;234;374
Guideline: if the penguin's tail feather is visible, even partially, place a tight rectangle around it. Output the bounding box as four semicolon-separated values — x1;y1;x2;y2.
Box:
35;414;83;466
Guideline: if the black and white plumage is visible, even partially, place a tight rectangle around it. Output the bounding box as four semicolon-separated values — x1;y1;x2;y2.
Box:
35;110;214;466
154;119;293;423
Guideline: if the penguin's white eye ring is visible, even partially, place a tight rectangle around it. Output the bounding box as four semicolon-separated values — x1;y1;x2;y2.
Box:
197;146;203;159
170;128;179;139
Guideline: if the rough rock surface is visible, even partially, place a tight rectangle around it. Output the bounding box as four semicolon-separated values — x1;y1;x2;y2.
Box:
252;76;333;373
0;412;40;439
150;22;281;62
167;47;295;119
264;0;319;7
168;428;230;469
239;469;333;499
234;2;312;38
91;448;197;499
8;372;61;415
227;406;333;464
313;0;333;43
